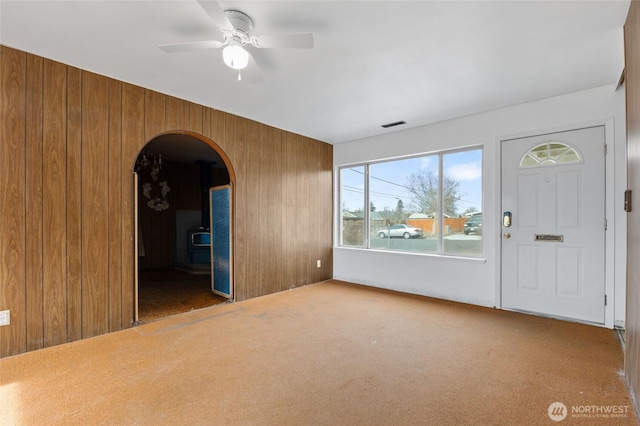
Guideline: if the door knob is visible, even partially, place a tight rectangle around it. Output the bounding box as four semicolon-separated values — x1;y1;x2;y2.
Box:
504;232;511;239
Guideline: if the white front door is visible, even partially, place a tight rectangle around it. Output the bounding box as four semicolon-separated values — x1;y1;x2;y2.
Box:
501;126;605;324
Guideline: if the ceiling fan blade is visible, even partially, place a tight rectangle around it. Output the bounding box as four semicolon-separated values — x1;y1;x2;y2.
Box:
250;34;314;49
239;52;265;83
197;0;234;31
158;40;225;53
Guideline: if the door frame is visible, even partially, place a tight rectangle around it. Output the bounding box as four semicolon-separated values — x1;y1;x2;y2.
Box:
495;119;618;328
132;131;236;322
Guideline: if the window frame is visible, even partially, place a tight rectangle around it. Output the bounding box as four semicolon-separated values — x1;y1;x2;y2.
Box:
337;145;483;258
519;142;583;168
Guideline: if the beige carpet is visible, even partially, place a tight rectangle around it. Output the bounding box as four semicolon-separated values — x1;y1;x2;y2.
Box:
0;280;637;425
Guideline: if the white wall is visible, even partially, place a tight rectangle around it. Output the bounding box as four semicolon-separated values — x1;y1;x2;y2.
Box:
333;84;627;328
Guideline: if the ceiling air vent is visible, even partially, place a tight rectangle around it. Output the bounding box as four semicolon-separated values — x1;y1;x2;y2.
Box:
381;120;406;129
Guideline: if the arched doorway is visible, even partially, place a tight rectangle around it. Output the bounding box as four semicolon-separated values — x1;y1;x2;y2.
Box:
133;132;234;323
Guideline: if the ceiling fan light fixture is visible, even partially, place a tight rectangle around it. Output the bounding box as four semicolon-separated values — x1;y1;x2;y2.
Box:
222;43;249;70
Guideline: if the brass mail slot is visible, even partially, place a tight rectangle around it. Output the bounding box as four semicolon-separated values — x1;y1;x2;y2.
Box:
535;234;564;242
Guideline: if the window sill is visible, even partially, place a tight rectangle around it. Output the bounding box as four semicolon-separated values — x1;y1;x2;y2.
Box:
334;245;487;264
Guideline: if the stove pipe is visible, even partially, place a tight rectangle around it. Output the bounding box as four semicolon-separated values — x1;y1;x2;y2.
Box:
194;160;215;229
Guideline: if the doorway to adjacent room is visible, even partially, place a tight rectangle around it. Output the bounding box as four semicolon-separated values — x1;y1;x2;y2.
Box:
133;132;235;323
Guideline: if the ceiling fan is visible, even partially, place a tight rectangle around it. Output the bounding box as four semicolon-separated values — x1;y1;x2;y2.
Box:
158;0;314;80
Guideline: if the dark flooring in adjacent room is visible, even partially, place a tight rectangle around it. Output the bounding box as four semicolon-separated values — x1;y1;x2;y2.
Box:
137;267;226;322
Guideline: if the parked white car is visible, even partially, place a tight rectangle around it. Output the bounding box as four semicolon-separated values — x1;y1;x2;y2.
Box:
378;224;423;239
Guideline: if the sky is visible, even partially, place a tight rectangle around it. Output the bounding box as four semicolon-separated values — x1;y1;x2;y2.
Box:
340;149;482;215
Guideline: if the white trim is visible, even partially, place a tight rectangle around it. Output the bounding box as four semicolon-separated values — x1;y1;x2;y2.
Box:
495;118;619;328
133;172;139;324
334;85;626;328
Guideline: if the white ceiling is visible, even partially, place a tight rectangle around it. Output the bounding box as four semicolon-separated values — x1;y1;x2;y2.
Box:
0;0;630;144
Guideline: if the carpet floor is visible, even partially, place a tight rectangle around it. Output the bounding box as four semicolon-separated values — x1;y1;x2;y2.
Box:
1;280;637;425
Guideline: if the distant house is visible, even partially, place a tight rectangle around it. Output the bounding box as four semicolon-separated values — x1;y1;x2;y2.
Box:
342;210;360;220
342;210;388;244
464;211;482;218
342;210;385;224
408;213;430;220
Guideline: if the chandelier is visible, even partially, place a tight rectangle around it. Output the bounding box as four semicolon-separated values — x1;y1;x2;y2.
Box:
135;150;170;211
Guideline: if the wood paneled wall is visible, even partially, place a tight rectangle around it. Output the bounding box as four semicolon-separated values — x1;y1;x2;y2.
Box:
0;46;333;357
625;0;640;412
